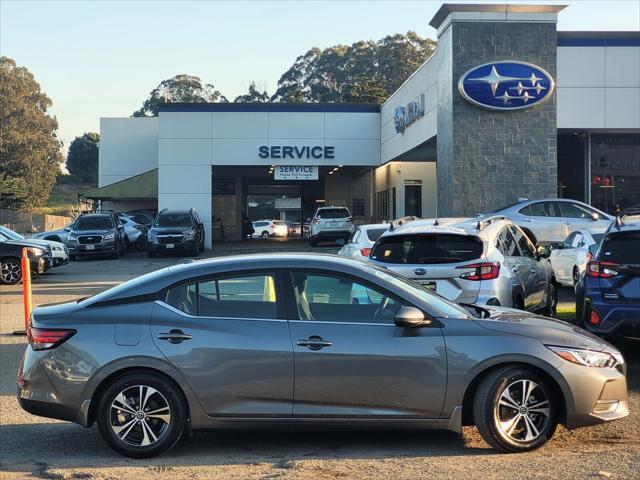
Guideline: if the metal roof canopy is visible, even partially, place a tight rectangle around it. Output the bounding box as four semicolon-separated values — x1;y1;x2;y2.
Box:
83;169;158;200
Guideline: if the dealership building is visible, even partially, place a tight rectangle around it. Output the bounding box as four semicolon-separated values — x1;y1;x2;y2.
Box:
91;3;640;248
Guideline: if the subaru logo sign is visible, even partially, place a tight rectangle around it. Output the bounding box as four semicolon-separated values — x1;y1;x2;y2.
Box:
458;61;555;111
414;268;427;276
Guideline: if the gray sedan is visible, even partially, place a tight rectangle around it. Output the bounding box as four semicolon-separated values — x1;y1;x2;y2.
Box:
18;254;628;458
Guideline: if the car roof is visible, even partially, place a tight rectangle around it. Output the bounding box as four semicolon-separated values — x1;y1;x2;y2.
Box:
158;210;192;215
380;217;507;239
357;223;389;230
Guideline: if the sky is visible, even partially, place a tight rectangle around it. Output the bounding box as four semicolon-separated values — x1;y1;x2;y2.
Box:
1;0;639;154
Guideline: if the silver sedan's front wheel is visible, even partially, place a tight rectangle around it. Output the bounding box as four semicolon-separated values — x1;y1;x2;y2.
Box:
98;372;186;458
474;367;559;452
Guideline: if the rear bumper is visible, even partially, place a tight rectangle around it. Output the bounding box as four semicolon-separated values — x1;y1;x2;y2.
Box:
582;295;640;337
311;230;351;240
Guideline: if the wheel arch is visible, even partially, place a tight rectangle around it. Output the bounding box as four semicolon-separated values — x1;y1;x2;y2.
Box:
460;359;570;427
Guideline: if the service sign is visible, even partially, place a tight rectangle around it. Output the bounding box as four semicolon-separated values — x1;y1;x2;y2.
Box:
458;61;555;111
274;165;318;181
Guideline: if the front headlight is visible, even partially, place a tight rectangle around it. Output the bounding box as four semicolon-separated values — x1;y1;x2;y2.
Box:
183;231;194;239
547;346;618;368
103;232;115;241
67;233;77;241
26;247;44;256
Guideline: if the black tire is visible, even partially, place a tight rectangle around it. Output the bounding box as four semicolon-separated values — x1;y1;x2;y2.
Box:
261;231;269;239
1;258;22;285
122;239;129;256
513;295;525;311
112;245;120;260
572;267;580;287
309;238;318;247
97;372;186;458
542;281;558;318
192;240;200;257
147;250;156;258
473;366;558;453
69;254;77;261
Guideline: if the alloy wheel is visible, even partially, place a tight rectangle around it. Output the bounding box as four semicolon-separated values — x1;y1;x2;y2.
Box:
110;385;171;447
494;379;550;442
1;260;22;284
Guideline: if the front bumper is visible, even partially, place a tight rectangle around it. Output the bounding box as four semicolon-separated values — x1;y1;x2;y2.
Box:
69;243;117;256
148;239;197;252
560;360;629;429
30;256;51;274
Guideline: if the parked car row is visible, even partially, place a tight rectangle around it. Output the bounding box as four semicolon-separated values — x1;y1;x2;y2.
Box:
0;226;63;285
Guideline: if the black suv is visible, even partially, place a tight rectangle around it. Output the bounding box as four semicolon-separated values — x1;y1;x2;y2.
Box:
0;232;53;285
66;211;127;260
147;208;205;257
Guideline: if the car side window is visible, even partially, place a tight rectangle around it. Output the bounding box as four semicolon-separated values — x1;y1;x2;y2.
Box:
164;282;198;315
349;229;360;244
562;232;576;249
572;233;584;248
556;202;589;219
510;227;535;258
290;271;402;324
198;274;277;319
521;202;552;217
497;228;520;257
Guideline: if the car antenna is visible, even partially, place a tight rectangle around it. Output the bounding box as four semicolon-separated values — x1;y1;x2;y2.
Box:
433;218;439;226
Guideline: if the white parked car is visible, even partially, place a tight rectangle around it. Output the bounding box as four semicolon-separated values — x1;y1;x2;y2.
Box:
309;206;355;246
252;220;288;238
486;198;612;245
338;223;389;259
0;226;69;267
550;229;604;287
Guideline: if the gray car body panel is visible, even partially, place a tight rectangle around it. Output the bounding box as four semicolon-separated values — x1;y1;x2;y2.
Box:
18;254;628;434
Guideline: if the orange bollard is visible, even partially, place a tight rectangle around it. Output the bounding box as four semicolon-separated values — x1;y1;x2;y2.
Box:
21;247;32;333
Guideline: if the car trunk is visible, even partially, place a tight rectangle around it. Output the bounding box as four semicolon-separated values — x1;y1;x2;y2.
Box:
597;232;640;302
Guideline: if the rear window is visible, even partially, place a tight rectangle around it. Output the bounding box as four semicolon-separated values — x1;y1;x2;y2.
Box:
591;233;604;243
316;208;350;219
366;228;387;242
599;232;640;264
75;216;114;230
154;214;193;227
371;234;484;264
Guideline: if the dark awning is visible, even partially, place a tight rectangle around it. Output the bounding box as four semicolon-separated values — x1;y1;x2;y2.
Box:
83;169;158;200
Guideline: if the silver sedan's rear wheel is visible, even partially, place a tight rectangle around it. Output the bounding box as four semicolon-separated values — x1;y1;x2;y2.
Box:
1;259;22;285
473;366;559;452
97;372;186;458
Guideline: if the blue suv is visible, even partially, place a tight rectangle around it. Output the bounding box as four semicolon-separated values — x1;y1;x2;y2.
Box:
576;206;640;338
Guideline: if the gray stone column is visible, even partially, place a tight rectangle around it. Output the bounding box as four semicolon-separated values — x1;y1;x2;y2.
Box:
432;4;564;216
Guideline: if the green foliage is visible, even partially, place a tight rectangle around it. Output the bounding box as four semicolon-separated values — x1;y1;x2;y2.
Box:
133;74;228;117
0;56;63;208
234;81;269;103
66;132;99;183
271;32;436;103
0;173;29;209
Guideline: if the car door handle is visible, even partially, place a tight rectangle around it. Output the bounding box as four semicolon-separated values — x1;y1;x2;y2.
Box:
158;329;192;344
297;336;332;350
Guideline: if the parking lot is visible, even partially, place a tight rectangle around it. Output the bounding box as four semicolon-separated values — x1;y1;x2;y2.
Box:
1;247;639;479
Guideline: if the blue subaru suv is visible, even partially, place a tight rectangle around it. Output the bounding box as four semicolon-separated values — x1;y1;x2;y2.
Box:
576;206;640;338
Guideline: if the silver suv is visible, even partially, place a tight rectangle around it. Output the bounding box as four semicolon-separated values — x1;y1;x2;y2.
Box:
309;206;354;246
369;216;557;314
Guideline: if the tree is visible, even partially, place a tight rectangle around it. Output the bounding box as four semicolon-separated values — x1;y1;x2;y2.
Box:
271;32;437;103
133;74;228;117
0;173;29;209
0;56;62;208
234;81;269;103
66;132;99;183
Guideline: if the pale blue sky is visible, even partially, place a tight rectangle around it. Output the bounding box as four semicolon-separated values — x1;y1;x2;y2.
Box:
1;0;639;152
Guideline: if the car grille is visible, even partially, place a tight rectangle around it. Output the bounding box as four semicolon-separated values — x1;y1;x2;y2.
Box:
78;235;103;244
158;235;183;244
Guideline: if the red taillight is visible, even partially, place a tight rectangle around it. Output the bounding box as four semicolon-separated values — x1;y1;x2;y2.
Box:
360;248;372;257
28;327;75;351
586;252;593;262
456;262;500;281
589;308;602;325
586;261;619;278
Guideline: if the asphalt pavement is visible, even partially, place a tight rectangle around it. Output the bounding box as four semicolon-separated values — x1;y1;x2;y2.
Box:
1;246;638;479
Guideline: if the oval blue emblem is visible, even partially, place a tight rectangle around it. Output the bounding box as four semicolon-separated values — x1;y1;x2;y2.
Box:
414;268;427;276
458;61;555;111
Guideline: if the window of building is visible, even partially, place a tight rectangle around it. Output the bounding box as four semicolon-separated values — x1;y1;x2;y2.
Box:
376;190;390;221
290;272;402;324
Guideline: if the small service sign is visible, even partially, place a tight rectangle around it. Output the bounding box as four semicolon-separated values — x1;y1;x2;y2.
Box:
274;165;318;181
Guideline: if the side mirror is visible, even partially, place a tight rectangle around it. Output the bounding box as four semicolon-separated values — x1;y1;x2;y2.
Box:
537;245;551;259
591;212;600;221
588;244;599;256
64;227;71;232
394;306;430;327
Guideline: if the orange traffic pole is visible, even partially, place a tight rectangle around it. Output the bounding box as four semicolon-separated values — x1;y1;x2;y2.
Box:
21;247;32;333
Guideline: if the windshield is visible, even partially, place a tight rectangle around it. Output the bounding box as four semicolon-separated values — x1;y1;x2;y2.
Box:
75;217;114;230
317;208;350;219
0;226;23;240
371;234;484;264
370;267;471;318
154;214;193;228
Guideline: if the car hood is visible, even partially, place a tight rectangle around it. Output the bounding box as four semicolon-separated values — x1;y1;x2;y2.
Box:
474;306;611;351
149;227;192;234
72;229;113;236
3;239;51;250
26;238;63;249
